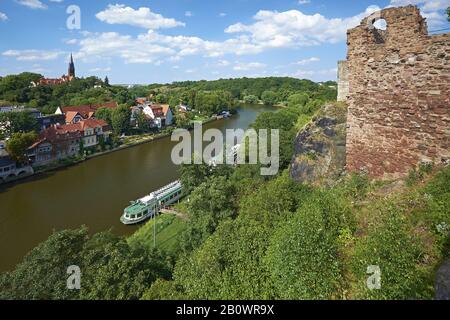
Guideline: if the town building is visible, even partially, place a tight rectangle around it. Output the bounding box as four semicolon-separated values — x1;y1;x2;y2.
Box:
142;104;173;129
28;118;111;167
37;114;65;131
55;102;118;124
0;144;34;184
131;103;173;129
32;54;76;87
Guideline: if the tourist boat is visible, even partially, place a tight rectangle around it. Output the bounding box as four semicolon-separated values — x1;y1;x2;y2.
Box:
120;180;183;225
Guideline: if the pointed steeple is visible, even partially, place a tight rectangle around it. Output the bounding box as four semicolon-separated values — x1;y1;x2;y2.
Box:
68;53;75;78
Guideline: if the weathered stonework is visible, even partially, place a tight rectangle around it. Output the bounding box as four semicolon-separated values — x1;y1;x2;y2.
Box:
344;5;449;179
337;61;349;102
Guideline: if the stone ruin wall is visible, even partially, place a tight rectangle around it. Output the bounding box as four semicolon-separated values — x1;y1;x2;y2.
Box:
340;5;449;179
337;60;349;102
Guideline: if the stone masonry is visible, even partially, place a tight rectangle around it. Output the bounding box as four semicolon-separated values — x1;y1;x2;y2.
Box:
337;61;349;102
341;5;449;179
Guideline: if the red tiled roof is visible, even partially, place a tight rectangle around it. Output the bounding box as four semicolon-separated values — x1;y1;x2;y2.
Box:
150;104;169;117
61;102;118;119
34;119;110;147
65;111;81;123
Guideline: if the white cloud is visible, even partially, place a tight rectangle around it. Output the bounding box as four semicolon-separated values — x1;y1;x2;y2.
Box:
185;11;193;17
224;6;382;50
0;12;8;21
16;0;47;10
293;57;320;65
64;39;78;45
233;62;266;71
2;49;65;61
219;13;227;17
72;5;407;65
298;0;311;4
89;67;112;72
96;4;185;29
290;68;338;78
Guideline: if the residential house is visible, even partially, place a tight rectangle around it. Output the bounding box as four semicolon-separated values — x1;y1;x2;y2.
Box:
76;119;111;148
0;144;34;183
142;104;173;129
135;97;148;105
28;126;81;167
28;119;111;167
37;114;65;131
55;102;118;124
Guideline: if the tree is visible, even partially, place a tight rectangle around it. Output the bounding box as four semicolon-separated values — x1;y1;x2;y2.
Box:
265;199;343;299
6;132;38;164
0;227;171;300
243;95;258;104
95;107;113;125
179;155;211;195
447;7;450;21
288;93;309;108
0;111;39;137
111;105;131;135
261;90;278;106
135;110;149;131
104;76;110;86
181;176;237;252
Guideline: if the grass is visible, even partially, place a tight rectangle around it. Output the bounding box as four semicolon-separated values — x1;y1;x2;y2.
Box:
128;213;187;256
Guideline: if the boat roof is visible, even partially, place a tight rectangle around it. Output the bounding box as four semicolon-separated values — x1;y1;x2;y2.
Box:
124;202;148;215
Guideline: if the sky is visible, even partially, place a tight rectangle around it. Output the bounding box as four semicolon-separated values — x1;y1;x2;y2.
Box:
0;0;449;84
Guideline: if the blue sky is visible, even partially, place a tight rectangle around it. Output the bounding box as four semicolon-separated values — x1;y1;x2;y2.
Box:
0;0;448;84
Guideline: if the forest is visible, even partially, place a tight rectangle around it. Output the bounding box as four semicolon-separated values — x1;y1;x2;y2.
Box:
0;73;336;116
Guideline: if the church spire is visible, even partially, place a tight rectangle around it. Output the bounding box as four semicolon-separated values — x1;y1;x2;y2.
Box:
68;53;75;78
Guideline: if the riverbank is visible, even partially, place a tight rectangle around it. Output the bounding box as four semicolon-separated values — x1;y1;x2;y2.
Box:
0;115;221;187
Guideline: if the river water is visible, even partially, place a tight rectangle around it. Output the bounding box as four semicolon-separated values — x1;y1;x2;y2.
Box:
0;104;272;272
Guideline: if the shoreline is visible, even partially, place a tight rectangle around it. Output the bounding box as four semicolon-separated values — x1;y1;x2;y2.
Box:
0;116;221;187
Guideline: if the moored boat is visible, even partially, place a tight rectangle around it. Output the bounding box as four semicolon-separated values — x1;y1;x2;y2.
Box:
120;180;183;225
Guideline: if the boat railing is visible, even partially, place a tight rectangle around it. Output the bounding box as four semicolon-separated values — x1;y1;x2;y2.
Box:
152;180;182;198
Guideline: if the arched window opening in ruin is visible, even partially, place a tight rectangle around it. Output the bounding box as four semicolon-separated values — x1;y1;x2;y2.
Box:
371;18;388;44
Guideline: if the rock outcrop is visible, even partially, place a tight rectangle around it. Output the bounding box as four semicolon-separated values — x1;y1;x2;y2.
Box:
289;103;347;186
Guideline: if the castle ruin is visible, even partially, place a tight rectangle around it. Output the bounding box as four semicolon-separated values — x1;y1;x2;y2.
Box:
339;5;449;178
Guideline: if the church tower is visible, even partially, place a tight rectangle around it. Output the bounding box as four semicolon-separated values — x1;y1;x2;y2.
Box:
68;53;75;79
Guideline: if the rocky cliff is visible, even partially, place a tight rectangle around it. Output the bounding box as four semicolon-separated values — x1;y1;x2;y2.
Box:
289;102;347;186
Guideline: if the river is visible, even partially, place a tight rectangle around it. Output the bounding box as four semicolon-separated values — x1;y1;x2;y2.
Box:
0;104;273;272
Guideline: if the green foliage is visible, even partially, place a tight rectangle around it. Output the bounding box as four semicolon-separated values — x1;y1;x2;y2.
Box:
128;214;187;257
261;90;278;106
0;74;130;114
0;110;40;137
179;156;212;195
95;107;113;125
142;279;185;300
6;131;38;163
343;172;370;200
350;212;429;299
181;175;237;252
243;95;258;104
111;105;131;135
0;228;89;300
265;202;342;299
0;227;171;300
288;92;309;108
